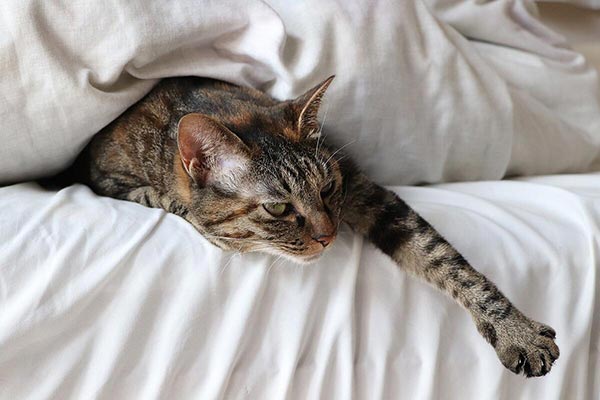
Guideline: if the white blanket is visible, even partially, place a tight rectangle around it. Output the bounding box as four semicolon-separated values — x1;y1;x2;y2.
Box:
1;174;598;399
2;1;600;399
1;0;600;185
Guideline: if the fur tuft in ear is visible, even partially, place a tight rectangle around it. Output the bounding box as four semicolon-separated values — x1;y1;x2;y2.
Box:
177;113;251;187
291;75;335;141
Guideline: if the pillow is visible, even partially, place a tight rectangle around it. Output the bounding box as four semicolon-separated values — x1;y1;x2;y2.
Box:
0;1;284;183
1;0;599;185
538;0;600;9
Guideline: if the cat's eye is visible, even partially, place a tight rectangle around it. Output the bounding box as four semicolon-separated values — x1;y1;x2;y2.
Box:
321;181;335;197
263;202;290;217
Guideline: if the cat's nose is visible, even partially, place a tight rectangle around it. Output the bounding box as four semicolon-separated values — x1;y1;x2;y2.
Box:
310;211;335;247
312;234;334;247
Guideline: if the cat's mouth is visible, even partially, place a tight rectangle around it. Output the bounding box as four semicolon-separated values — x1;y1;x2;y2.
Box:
283;235;337;264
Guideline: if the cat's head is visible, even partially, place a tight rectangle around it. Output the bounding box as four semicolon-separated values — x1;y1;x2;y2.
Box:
177;76;344;263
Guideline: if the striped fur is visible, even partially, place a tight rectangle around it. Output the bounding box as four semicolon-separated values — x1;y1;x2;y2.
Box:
340;162;559;377
71;76;558;377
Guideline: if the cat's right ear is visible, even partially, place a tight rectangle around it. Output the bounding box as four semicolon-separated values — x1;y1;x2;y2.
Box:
177;113;251;186
291;75;335;141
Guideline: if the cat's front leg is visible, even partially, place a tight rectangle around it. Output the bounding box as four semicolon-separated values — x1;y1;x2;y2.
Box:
126;186;163;208
340;171;559;377
126;187;190;219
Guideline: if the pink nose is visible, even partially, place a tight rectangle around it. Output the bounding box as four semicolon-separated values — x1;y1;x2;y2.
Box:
312;234;334;247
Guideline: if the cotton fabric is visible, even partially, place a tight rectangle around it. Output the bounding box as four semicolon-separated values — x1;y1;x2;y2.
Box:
1;0;599;185
0;175;598;398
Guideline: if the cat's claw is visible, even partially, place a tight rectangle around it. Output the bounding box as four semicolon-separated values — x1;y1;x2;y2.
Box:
494;320;559;378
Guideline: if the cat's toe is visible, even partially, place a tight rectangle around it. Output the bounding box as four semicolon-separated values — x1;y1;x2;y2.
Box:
534;321;557;339
495;320;559;377
500;347;527;375
522;349;551;378
500;344;557;377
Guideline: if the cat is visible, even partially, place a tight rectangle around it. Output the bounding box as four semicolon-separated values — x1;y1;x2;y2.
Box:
63;76;559;377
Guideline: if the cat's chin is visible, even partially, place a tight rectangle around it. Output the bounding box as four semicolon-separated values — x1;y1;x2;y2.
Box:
261;248;324;265
293;253;323;265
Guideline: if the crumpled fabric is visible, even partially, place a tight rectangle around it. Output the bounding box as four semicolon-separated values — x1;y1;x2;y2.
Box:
1;0;599;185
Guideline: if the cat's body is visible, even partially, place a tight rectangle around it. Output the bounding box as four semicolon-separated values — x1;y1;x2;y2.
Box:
70;76;559;377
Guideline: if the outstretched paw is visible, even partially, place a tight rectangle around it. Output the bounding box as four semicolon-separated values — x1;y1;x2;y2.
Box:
482;318;559;377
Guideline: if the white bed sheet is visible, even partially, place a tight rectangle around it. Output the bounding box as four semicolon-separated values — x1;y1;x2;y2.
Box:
1;174;598;399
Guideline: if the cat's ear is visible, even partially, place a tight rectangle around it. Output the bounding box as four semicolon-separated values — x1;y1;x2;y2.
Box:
177;113;251;186
291;75;335;140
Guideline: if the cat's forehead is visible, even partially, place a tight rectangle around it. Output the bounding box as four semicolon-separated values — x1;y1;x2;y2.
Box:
249;145;328;195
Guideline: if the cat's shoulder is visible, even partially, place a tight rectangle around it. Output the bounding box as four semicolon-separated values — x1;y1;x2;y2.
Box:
154;76;278;107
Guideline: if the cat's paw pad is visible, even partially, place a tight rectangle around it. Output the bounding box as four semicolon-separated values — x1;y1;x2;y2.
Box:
495;320;559;378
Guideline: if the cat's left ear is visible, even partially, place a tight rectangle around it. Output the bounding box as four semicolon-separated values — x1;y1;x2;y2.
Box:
291;75;335;140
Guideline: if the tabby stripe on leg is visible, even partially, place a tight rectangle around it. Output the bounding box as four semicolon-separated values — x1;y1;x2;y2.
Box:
367;200;413;256
342;173;517;329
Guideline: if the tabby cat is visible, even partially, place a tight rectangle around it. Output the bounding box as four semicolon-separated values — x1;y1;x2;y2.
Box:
68;76;559;377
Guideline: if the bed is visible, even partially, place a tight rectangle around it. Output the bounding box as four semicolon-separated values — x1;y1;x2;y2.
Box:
1;1;599;399
1;174;599;398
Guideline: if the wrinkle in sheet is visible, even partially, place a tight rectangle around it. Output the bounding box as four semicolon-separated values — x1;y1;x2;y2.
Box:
1;172;599;399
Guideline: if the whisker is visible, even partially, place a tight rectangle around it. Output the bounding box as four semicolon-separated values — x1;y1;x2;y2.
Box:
337;183;350;223
315;132;321;158
202;235;263;245
202;234;301;256
315;102;330;158
219;252;239;275
266;254;284;275
202;234;269;244
336;208;344;232
319;102;330;136
324;140;356;168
